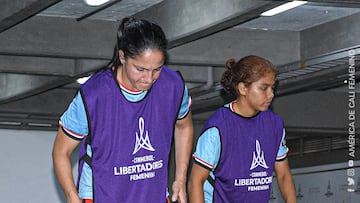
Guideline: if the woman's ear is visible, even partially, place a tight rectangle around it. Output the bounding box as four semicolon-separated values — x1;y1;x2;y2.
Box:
119;50;126;64
237;82;248;96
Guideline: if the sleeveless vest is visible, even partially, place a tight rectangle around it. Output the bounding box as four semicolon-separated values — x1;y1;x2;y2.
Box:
78;67;184;202
203;107;283;203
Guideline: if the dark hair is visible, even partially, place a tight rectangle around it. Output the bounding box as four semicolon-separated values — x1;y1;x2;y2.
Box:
221;55;278;97
108;17;168;68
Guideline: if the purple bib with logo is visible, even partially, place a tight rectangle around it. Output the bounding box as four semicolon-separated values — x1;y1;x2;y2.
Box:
79;67;184;202
203;107;283;203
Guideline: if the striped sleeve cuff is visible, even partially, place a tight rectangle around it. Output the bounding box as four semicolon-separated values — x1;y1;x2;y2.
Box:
276;147;289;161
59;121;86;140
193;154;214;171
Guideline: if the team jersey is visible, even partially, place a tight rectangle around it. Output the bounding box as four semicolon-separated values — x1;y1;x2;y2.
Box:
193;102;289;203
59;67;190;201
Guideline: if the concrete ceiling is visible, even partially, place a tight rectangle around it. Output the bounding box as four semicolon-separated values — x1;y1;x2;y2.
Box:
237;3;360;31
38;0;164;21
0;0;359;131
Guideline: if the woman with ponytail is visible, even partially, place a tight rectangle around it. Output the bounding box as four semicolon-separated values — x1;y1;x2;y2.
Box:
53;17;193;203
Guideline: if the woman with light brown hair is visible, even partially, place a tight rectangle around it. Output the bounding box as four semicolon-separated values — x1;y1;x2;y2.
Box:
188;55;296;203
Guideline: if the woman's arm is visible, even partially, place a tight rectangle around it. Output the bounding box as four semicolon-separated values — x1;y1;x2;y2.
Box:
172;112;194;203
188;163;210;203
52;128;82;203
274;159;297;203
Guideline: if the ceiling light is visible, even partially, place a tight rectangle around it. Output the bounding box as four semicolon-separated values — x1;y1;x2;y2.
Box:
261;1;307;17
84;0;111;6
27;123;53;127
0;121;22;126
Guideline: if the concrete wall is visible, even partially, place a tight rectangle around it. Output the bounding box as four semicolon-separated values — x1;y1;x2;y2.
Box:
272;162;360;203
0;129;71;202
273;91;360;129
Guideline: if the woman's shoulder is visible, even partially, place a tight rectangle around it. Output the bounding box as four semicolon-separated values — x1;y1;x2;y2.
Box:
161;65;184;80
82;68;112;86
261;109;283;123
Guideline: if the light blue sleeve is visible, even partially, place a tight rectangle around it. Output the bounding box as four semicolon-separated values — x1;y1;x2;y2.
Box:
276;128;289;160
193;127;221;170
59;91;88;139
178;85;191;119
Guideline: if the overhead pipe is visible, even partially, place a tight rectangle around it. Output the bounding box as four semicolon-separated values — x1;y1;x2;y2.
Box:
203;66;214;90
189;66;214;97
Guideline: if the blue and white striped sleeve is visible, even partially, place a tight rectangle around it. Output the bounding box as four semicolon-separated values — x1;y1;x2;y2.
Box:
276;128;289;161
193;127;221;171
59;91;88;140
177;85;191;120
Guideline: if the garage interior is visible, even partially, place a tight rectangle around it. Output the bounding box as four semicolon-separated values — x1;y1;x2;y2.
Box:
0;0;359;201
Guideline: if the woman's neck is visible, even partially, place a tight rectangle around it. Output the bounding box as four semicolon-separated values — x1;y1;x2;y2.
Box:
116;66;141;93
232;100;258;118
